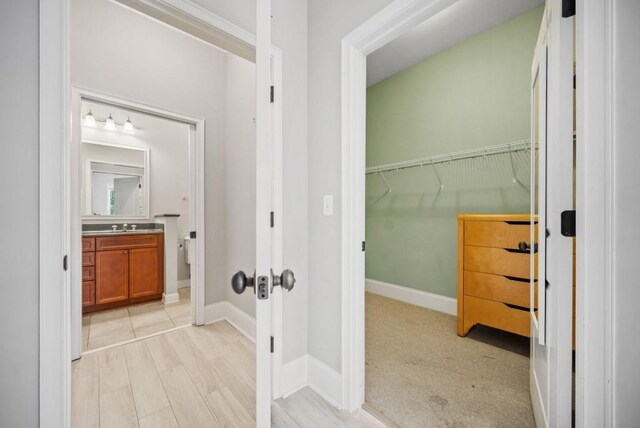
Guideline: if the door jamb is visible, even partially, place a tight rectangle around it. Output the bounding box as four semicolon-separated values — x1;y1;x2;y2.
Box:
40;0;284;425
340;0;614;423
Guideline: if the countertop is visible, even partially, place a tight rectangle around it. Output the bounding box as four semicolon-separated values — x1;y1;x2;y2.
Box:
82;229;164;237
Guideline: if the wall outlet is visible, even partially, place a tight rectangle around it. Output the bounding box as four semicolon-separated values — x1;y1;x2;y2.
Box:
323;194;334;216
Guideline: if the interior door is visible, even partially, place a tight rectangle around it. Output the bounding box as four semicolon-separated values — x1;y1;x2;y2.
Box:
255;0;273;425
530;3;574;427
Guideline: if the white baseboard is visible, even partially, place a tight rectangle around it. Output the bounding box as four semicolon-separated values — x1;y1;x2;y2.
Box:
162;292;179;304
307;355;343;409
177;279;190;289
365;278;457;316
204;301;256;342
281;355;308;398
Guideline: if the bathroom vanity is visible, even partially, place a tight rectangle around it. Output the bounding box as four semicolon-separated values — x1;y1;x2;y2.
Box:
82;231;164;313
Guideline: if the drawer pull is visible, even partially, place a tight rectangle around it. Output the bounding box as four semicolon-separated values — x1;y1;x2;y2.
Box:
504;275;530;283
504;303;530;312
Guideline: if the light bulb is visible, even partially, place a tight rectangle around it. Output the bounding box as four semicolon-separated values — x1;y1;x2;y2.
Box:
83;109;96;127
104;114;116;131
124;117;135;133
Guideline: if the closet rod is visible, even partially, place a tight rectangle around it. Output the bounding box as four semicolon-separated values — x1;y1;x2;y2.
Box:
365;139;533;175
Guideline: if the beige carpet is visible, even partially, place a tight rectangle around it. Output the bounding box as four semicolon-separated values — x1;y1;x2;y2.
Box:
365;292;535;428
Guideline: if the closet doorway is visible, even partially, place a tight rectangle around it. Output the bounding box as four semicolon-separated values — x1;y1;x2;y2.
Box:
341;0;575;426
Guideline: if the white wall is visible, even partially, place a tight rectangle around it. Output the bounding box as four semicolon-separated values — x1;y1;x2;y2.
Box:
307;0;394;372
0;1;40;426
225;54;257;317
612;0;640;424
81;104;192;280
72;0;228;303
192;0;310;364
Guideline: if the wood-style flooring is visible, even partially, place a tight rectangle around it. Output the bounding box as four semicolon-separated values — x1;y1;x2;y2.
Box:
83;287;191;351
73;319;379;427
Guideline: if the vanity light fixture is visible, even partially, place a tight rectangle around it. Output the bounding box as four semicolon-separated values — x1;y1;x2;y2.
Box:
124;117;135;133
83;109;96;127
104;114;116;131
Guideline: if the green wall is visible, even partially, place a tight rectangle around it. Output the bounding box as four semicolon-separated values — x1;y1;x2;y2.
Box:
365;6;543;298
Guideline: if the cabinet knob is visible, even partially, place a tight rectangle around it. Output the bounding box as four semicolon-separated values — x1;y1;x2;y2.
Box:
518;241;529;251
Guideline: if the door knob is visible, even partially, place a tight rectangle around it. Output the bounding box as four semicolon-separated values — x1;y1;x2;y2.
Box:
518;241;539;253
272;269;296;292
231;270;255;294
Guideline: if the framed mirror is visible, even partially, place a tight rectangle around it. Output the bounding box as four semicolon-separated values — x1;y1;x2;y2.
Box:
82;140;150;219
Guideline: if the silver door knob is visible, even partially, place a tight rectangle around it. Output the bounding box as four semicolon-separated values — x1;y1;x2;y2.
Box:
231;270;255;294
272;269;296;292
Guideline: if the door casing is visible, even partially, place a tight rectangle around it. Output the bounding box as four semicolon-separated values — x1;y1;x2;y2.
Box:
39;0;284;425
339;0;613;425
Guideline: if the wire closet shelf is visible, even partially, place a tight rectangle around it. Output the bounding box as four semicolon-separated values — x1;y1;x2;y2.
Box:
365;139;533;175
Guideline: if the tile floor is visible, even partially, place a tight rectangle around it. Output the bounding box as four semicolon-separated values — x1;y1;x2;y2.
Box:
83;287;191;351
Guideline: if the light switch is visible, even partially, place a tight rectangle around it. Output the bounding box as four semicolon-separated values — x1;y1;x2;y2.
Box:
323;194;334;216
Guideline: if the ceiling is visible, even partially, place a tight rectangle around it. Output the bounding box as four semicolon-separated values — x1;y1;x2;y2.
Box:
366;0;543;87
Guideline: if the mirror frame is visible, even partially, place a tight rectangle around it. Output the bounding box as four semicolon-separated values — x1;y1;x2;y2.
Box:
81;139;150;221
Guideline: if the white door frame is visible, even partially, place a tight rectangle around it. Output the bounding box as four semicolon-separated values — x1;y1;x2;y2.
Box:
40;0;284;425
340;0;615;423
70;86;206;359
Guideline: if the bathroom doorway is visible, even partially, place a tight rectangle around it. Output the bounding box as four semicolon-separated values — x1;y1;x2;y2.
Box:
70;89;206;358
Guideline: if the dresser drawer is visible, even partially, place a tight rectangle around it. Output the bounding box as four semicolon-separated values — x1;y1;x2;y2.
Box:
82;265;95;281
464;246;536;280
82;237;95;252
82;252;95;267
463;270;537;308
464;220;536;249
463;295;531;337
96;234;159;251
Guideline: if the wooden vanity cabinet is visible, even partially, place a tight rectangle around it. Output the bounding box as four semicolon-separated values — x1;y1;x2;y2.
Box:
82;233;163;313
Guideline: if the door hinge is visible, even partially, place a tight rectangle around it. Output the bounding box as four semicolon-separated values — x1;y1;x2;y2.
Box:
561;210;576;237
270;211;274;228
562;0;575;17
270;85;274;103
63;255;68;271
361;241;366;252
270;336;274;353
190;231;197;239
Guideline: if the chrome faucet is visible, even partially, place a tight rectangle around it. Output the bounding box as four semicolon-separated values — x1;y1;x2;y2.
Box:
122;223;128;232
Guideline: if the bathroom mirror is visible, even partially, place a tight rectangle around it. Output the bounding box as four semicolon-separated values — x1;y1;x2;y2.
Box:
82;141;149;219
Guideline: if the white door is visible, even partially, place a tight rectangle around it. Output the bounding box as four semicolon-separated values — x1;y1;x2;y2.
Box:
530;3;574;427
228;1;294;426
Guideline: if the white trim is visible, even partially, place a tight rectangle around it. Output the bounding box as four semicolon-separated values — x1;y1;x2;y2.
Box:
70;87;206;358
308;355;344;409
280;355;308;398
177;279;191;289
340;0;459;413
575;0;615;426
162;292;180;304
204;301;257;342
116;0;256;61
40;0;71;425
365;278;457;316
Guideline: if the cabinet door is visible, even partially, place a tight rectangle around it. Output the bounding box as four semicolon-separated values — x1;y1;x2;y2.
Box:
129;247;160;299
82;281;95;307
96;250;129;304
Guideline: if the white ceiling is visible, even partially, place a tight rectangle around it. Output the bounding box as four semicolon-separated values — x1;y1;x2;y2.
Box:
366;0;543;87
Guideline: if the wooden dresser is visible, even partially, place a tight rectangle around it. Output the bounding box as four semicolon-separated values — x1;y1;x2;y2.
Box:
82;232;164;313
457;214;537;337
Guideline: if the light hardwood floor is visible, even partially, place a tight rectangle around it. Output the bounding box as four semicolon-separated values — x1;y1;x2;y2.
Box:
73;319;379;428
83;287;191;351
